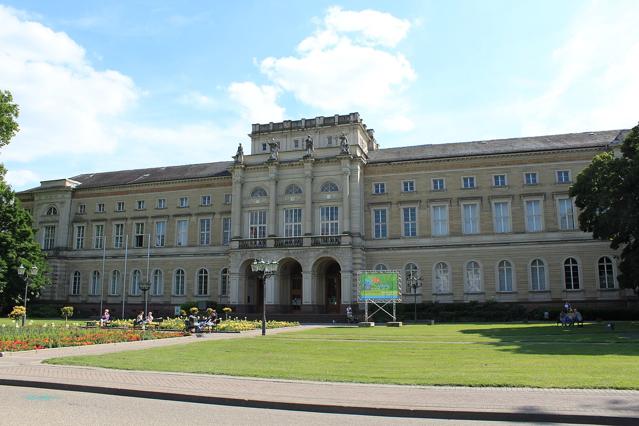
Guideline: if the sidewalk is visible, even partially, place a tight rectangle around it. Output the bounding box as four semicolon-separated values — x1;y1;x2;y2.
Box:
1;326;638;424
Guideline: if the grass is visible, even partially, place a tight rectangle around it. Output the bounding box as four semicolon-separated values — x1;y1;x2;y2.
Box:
45;322;639;389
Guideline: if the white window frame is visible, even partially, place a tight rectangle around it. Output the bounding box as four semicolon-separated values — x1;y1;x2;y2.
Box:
432;178;445;191
199;217;211;246
155;220;166;247
461;202;480;235
43;225;56;250
224;193;232;204
496;259;515;292
200;195;212;206
433;261;451;294
524;172;538;185
597;256;616;289
493;174;507;187
492;200;511;234
222;217;232;245
556;170;571;184
130;269;141;296
249;210;267;239
113;223;125;248
220;268;230;296
133;222;145;248
464;260;483;293
178;197;189;208
96;202;105;213
402;206;418;237
372;207;388;239
374;264;388;271
563;257;581;290
78;203;86;214
196;268;209;296
557;197;576;230
74;224;85;250
431;204;449;237
176;219;189;246
284;208;303;237
402;180;415;193
372;182;386;194
528;258;548;291
151;269;163;296
71;271;81;296
90;270;100;296
319;206;339;235
110;270;120;296
93;224;105;249
462;176;476;189
136;200;145;210
173;268;186;296
524;198;544;232
156;198;167;209
115;201;125;212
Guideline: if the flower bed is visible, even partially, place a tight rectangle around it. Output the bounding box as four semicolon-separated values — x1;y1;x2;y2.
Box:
217;319;300;332
0;326;185;352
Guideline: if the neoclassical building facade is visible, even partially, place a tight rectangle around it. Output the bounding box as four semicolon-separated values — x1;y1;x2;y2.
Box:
18;113;631;317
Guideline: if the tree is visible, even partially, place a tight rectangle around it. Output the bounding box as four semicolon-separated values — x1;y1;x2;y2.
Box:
0;90;20;149
0;90;47;311
570;123;639;297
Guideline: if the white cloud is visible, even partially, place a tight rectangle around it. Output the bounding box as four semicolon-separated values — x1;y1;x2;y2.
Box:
179;90;218;109
382;114;415;132
4;169;39;188
228;82;284;123
0;5;138;162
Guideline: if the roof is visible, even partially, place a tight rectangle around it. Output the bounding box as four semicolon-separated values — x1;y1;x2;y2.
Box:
367;130;624;164
68;161;232;190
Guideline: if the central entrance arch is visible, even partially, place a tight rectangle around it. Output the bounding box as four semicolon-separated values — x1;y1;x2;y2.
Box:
313;257;341;313
277;258;303;312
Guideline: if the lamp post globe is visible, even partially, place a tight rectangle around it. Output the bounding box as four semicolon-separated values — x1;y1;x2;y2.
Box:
17;264;38;327
251;258;279;336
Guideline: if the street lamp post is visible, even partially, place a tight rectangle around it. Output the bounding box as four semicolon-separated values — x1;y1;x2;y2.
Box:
407;275;422;323
17;264;38;327
251;259;279;336
139;280;151;323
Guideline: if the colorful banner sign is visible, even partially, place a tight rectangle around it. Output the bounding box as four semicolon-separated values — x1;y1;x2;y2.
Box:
358;271;401;302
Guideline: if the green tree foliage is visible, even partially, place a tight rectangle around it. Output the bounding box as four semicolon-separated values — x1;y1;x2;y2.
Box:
0;90;20;149
570;123;639;296
0;90;47;311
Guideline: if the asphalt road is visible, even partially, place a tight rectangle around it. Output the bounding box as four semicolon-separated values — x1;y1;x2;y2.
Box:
1;385;541;425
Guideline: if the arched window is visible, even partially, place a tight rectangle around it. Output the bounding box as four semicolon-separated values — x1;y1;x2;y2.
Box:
465;261;482;292
131;270;141;295
320;181;339;192
564;258;580;290
46;206;58;216
285;184;303;195
433;262;450;294
197;268;209;295
173;269;185;296
530;259;546;291
598;256;615;289
90;271;100;296
404;263;419;292
497;260;513;292
250;187;267;198
374;264;388;271
220;268;229;296
152;269;163;296
71;271;81;296
110;270;120;295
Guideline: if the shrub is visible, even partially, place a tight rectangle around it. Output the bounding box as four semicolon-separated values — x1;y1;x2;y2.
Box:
8;306;26;321
60;306;74;324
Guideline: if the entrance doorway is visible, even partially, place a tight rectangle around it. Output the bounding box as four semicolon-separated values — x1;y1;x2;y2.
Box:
324;261;341;313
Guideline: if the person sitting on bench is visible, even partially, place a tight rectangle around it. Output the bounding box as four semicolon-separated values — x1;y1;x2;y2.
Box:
99;309;111;327
134;311;145;326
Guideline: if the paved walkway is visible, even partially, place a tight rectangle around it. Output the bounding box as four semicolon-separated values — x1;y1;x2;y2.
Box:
1;326;638;424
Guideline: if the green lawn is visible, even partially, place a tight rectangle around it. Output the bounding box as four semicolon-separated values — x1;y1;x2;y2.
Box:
46;322;639;389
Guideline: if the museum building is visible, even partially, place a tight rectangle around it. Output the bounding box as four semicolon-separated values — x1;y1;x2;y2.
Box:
17;113;631;317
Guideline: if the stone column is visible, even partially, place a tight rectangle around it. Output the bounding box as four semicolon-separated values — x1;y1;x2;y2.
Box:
302;271;313;304
231;166;244;239
265;274;276;304
229;271;240;305
303;159;314;235
341;270;353;304
341;159;351;234
268;164;278;236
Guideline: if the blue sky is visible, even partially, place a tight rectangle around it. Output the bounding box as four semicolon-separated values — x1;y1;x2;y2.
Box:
1;0;638;190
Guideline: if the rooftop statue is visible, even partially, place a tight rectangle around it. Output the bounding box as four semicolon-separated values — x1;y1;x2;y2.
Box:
339;133;350;154
304;135;314;158
233;142;244;164
268;138;280;162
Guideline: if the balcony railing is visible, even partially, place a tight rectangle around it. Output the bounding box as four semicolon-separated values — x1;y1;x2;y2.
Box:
274;237;303;248
238;239;266;249
311;235;341;246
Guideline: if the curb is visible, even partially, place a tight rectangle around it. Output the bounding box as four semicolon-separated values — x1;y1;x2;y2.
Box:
0;378;636;425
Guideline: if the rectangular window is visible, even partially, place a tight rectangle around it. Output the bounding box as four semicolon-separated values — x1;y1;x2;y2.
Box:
116;201;125;212
200;195;211;206
320;206;339;235
402;180;415;192
525;172;538;185
222;217;232;245
525;200;543;232
74;225;85;250
224;193;232;204
493;202;511;233
493;174;506;187
43;225;56;250
178;197;189;208
284;208;303;237
431;205;449;236
249;210;267;238
402;207;417;237
327;136;333;145
462;176;476;189
176;219;188;246
93;224;104;249
155;221;166;247
113;223;124;248
156;198;166;209
462;203;480;234
556;170;571;184
199;218;211;245
373;182;386;194
432;178;445;191
373;208;387;239
96;203;105;213
294;139;300;148
134;222;145;248
558;198;575;230
78;204;86;214
262;143;267;151
136;200;145;210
